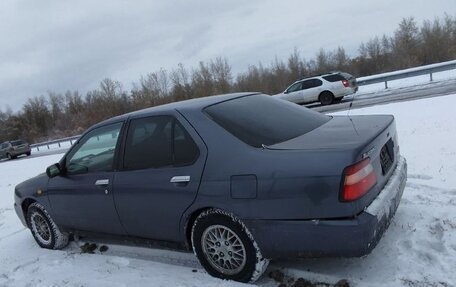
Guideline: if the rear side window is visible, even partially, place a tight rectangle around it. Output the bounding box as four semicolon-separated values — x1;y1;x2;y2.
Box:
302;79;323;89
11;140;25;146
340;72;354;80
205;94;331;147
123;116;199;170
323;74;346;82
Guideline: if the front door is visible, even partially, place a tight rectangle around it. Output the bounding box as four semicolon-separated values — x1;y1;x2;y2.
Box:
47;122;126;235
113;114;206;242
301;79;323;102
285;82;304;103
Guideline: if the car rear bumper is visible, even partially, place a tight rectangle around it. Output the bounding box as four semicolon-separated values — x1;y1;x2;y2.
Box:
245;156;407;259
11;147;31;156
337;86;357;98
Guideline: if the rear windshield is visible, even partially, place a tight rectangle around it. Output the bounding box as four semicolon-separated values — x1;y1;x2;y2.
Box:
11;140;25;146
322;74;346;82
204;94;331;147
340;72;355;80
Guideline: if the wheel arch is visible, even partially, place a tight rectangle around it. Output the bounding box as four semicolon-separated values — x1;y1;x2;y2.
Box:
21;198;37;220
184;207;213;250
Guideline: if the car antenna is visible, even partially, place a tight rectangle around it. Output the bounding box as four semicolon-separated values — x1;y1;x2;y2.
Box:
347;88;356;117
347;87;359;136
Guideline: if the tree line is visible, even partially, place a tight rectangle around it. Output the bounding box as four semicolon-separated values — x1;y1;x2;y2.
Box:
1;15;455;143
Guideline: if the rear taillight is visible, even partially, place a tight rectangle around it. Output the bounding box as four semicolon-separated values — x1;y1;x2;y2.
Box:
342;80;349;87
341;158;377;202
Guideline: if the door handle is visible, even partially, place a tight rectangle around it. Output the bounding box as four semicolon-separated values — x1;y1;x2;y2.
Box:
170;176;190;183
95;179;110;195
95;179;109;186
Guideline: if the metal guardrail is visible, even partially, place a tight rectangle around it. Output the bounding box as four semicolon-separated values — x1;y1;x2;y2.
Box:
30;135;81;151
357;59;456;88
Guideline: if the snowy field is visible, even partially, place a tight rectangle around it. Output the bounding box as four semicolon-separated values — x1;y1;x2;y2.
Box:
1;94;456;287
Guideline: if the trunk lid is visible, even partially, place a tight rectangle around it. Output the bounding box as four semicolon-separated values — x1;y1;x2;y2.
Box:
269;115;399;217
268;115;393;151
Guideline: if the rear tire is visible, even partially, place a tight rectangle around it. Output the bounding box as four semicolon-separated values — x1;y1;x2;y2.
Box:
27;202;69;250
26;152;31;156
6;153;12;160
319;91;335;105
191;209;269;283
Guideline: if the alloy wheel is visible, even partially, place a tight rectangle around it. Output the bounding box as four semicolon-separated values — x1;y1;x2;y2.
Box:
30;212;52;245
201;225;247;275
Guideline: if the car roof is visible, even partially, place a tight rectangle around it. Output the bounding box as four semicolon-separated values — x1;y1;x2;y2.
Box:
93;92;261;127
2;140;23;143
297;72;342;81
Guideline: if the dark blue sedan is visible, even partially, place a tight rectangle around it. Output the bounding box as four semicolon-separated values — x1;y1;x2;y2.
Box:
14;93;407;282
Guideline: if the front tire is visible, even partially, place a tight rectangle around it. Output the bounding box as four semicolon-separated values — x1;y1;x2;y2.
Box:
191;209;269;283
27;202;69;250
319;91;335;105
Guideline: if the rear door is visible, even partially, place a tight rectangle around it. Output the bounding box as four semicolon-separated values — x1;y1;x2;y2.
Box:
113;112;207;242
301;79;323;102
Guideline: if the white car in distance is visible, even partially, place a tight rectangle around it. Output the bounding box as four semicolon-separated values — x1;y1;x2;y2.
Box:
274;72;358;105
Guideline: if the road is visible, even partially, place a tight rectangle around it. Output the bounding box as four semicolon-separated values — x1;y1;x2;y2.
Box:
310;78;456;113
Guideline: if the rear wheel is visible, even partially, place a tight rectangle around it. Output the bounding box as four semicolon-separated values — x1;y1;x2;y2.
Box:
6;153;12;160
27;202;69;249
191;209;269;283
319;91;335;105
26;152;31;156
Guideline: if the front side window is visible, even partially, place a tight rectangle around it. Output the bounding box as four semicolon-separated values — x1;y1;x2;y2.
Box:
65;122;122;174
286;82;303;93
123;116;199;170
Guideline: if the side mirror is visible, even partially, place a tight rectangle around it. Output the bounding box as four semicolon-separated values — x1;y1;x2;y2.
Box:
46;163;62;178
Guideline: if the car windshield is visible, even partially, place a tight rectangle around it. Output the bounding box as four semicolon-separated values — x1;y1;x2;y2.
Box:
11;140;25;146
204;94;331;147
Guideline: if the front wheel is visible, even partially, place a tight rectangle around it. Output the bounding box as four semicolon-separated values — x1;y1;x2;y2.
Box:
191;209;269;283
27;202;69;249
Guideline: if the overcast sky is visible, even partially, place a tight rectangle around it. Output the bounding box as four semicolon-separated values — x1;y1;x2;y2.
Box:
0;0;454;111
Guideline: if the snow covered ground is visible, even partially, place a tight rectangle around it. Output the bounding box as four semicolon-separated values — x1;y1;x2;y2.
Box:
1;94;455;286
